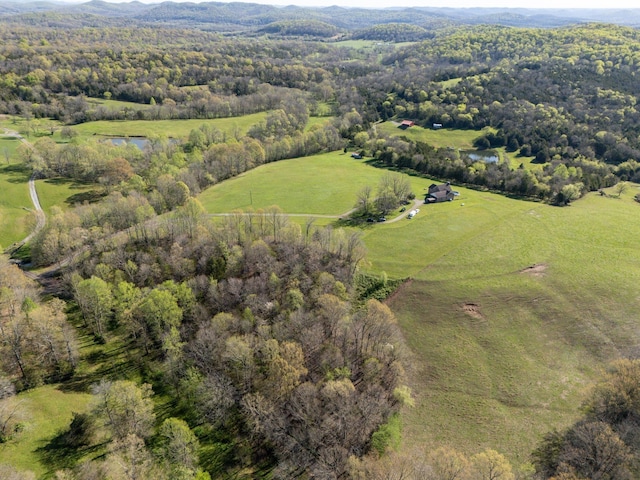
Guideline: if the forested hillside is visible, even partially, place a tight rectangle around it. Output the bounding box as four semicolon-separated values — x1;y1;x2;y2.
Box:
2;2;640;478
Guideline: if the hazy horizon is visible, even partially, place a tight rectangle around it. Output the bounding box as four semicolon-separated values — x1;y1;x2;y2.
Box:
43;0;640;11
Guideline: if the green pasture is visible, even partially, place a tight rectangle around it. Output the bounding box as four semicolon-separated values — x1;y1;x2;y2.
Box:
200;150;640;466
377;123;540;170
306;115;333;130
0;385;92;478
502;148;540;171
87;97;153;111
377;122;492;150
332;39;388;49
0;136;97;248
0;117;61;140
66;112;268;141
0;139;32;247
198;151;425;215
0;136;19;157
362;185;640;463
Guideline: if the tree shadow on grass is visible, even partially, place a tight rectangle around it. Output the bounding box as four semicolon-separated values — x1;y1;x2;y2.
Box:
66;190;105;205
1;163;31;183
333;216;376;229
58;341;142;394
195;425;256;478
41;178;105;205
37;437;107;473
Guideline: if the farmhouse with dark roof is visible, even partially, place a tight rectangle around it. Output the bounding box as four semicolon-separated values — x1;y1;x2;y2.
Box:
425;182;454;203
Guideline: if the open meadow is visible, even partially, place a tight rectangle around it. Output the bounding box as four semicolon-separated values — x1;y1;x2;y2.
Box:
0;138;33;248
376;122;488;150
199;150;428;216
364;184;640;459
199;151;640;465
65;112;268;141
35;178;99;215
376;122;540;170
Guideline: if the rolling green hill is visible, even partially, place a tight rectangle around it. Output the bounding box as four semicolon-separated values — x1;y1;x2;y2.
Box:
199;151;640;465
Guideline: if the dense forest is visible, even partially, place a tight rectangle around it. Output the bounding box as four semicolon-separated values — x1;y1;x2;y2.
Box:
3;1;640;478
4;20;640;201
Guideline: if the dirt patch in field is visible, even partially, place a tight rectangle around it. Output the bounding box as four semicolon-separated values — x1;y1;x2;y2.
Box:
462;302;484;320
520;263;548;277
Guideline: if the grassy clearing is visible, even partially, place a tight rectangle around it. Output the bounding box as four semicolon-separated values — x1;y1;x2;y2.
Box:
0;137;97;247
0;385;92;478
306;115;334;130
0;136;19;158
332;39;385;49
198;151;399;215
501;148;540;171
86;97;153;111
0;142;32;247
0;310;150;478
66;112;268;141
377;123;541;171
435;77;463;89
376;122;491;150
333;39;414;49
36;178;100;214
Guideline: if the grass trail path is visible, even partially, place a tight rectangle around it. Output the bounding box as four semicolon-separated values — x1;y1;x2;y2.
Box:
208;198;424;223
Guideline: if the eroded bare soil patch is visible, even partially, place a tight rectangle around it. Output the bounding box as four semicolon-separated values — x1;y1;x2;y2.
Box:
462;302;484;320
520;263;548;277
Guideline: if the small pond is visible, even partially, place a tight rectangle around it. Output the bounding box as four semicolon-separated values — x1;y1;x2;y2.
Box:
464;150;500;163
108;137;178;150
109;137;151;149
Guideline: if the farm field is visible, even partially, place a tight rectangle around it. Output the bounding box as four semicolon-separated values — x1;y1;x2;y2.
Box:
86;97;153;112
59;112;333;144
199;151;640;465
0;135;99;248
332;39;414;50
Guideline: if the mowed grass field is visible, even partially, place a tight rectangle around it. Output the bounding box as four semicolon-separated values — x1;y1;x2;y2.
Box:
66;112;268;140
0;138;33;247
198;151;429;215
36;178;98;215
199;152;640;467
377;122;487;150
66;112;332;141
